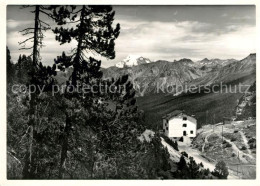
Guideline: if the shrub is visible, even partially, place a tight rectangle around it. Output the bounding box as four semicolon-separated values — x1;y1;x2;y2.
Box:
248;138;255;143
212;161;229;179
172;155;211;179
161;135;179;151
181;151;188;158
230;137;236;142
225;143;232;148
241;146;247;150
249;143;256;149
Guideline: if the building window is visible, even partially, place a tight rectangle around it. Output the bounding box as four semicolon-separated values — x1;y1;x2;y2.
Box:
166;127;168;130
183;124;187;127
183;117;187;121
163;129;165;132
190;130;193;134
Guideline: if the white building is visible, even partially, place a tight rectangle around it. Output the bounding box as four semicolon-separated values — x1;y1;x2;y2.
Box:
162;110;197;139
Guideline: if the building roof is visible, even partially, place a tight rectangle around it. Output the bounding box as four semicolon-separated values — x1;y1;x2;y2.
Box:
162;110;183;120
162;110;197;123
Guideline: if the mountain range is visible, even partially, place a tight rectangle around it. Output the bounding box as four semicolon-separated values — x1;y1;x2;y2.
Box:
55;53;256;129
102;53;256;96
55;53;256;97
196;58;238;67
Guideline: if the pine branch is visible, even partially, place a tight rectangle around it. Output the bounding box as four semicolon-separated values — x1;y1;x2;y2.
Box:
20;5;33;9
38;21;51;31
39;19;51;27
72;8;83;15
21;31;34;36
18;36;34;45
39;5;51;10
39;9;55;20
19;46;34;50
19;28;35;33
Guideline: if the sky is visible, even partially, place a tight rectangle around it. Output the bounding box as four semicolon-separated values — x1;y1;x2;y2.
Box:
7;5;256;68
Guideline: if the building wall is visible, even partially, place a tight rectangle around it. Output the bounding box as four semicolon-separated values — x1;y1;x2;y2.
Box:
167;117;196;137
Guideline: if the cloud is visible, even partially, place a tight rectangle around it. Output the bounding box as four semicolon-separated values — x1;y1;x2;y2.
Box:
7;29;77;65
231;15;253;20
104;19;255;67
7;19;32;30
221;13;228;17
7;17;255;68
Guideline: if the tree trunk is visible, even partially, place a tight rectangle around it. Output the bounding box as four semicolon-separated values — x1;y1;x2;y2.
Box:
22;5;40;179
58;6;86;178
32;5;39;67
58;113;71;178
71;5;85;87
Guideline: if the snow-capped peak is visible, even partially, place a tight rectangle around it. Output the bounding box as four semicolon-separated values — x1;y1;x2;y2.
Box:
115;55;151;68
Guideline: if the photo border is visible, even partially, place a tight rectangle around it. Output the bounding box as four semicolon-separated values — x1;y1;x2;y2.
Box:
1;0;259;186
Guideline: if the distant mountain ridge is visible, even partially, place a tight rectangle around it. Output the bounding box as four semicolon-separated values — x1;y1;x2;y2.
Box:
115;55;152;68
196;58;238;67
103;58;205;96
102;53;256;96
54;53;256;97
115;55;238;69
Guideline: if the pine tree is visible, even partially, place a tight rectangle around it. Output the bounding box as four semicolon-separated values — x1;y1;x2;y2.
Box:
51;5;120;178
173;155;210;179
16;55;23;81
52;5;120;86
18;5;57;179
7;47;15;83
187;156;201;179
178;155;188;170
212;160;229;179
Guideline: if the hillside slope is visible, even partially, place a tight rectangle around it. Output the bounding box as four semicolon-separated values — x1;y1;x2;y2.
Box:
235;81;256;119
192;120;256;179
54;54;256;131
103;54;255;96
136;54;255;129
103;58;204;96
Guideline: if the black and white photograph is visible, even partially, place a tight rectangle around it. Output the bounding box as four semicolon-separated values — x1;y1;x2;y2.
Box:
4;3;257;181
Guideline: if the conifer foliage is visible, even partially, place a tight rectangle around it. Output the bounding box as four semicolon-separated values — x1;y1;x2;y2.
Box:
8;5;174;179
52;5;120;86
50;5;121;178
